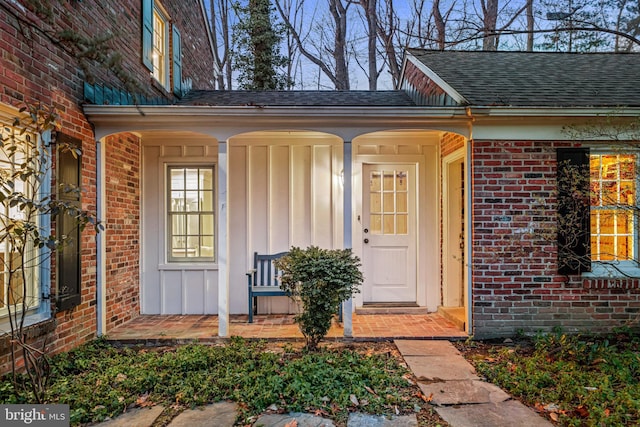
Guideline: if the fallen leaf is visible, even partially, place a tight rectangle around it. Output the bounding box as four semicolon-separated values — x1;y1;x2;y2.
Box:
575;406;589;418
364;385;377;395
350;394;359;406
115;373;127;382
550;413;559;422
284;421;297;427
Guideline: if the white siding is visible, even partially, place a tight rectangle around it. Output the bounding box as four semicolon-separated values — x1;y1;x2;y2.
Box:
141;136;218;315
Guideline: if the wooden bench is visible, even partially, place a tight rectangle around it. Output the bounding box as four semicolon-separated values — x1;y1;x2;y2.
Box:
247;251;289;323
246;251;343;323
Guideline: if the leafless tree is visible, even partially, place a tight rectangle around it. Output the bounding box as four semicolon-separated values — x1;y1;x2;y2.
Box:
210;0;233;89
275;0;353;90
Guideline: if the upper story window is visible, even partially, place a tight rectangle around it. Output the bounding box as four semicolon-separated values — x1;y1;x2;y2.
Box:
142;0;182;95
152;7;168;86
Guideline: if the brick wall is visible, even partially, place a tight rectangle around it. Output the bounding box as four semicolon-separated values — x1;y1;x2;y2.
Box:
104;133;141;331
472;139;640;338
0;0;214;373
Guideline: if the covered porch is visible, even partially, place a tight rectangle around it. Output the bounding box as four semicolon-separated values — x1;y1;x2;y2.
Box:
84;91;473;341
105;312;467;343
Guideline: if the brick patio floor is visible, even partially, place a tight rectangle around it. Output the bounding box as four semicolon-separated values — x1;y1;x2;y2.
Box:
105;313;468;343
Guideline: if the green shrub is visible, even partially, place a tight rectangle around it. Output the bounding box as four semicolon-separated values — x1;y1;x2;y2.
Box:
275;246;363;350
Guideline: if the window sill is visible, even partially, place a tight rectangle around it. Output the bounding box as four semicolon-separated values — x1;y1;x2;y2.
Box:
583;263;640;279
582;263;640;289
0;313;54;341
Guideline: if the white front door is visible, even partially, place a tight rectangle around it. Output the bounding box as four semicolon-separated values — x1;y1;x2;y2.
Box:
362;164;417;303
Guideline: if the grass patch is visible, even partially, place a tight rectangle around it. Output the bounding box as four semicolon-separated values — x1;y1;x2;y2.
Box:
0;337;425;425
463;329;640;426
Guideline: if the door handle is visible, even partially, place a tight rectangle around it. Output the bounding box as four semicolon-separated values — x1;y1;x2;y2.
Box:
364;238;369;244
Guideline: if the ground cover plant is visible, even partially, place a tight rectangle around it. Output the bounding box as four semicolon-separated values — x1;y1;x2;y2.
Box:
459;329;640;426
0;337;432;426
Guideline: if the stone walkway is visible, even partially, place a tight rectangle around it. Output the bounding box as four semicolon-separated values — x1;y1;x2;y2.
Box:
396;340;553;427
96;340;552;427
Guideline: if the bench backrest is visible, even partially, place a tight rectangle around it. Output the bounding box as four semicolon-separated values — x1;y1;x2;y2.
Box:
252;251;288;288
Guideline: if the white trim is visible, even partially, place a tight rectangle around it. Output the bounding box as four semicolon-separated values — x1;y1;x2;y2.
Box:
343;141;353;337
217;141;229;336
96;138;106;335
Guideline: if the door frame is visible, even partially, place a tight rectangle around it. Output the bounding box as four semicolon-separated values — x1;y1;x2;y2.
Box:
353;151;439;311
442;150;465;307
442;148;470;331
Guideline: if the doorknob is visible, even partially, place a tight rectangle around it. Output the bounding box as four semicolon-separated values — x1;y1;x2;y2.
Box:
364;238;369;244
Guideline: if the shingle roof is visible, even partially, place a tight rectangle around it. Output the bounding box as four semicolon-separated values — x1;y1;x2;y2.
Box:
177;90;417;107
407;49;640;107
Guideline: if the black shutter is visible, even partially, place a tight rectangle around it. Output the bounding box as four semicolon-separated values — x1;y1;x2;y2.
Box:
557;147;591;274
56;134;82;311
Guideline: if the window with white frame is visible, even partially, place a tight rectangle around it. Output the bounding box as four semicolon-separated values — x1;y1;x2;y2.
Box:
590;153;638;263
152;6;168;87
167;166;215;262
0;125;39;316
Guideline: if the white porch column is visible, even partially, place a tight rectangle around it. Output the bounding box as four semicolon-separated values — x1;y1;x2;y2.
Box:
218;140;230;336
96;138;106;336
343;141;353;337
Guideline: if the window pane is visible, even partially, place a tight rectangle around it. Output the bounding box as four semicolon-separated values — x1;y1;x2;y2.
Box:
383;214;394;234
396;171;408;191
396;193;407;213
370;214;382;234
383;193;394;213
370;171;381;191
201;169;213;190
370;193;381;213
201;190;214;211
383;172;394;191
397;214;408;234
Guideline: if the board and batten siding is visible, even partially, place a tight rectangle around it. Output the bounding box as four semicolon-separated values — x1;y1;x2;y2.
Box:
141;138;219;315
229;132;344;315
141;131;344;315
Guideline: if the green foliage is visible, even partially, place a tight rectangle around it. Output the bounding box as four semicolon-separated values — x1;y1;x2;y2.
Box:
231;0;291;90
474;331;640;426
0;338;422;425
275;246;363;351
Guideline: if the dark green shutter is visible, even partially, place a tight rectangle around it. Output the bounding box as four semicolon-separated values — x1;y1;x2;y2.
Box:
172;26;182;96
56;134;82;311
557;147;591;274
142;0;153;70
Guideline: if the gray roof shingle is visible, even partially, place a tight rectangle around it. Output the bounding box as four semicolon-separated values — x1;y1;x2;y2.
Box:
177;90;417;107
407;49;640;107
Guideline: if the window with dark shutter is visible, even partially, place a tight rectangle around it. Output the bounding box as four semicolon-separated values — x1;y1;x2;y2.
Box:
557;147;591;274
56;134;82;311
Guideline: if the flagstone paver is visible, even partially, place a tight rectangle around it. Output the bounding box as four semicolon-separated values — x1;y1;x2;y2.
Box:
419;380;510;406
435;400;553;427
168;402;237;427
253;412;336;427
394;340;553;427
347;413;418;426
97;406;164;427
